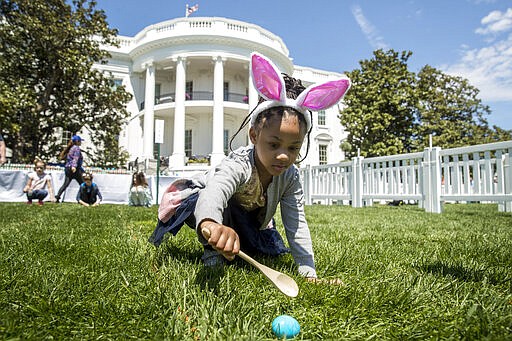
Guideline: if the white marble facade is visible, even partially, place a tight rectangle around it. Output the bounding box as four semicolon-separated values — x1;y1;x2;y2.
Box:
94;17;348;169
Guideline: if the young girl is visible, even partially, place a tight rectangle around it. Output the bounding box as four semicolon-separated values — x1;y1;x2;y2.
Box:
76;172;102;207
55;135;84;202
150;52;350;280
23;159;56;205
128;171;152;207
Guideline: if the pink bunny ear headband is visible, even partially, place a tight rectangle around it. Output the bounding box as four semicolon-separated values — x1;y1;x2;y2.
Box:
250;52;351;132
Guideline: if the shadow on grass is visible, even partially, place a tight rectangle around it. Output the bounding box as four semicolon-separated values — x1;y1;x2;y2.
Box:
151;239;228;293
418;261;501;285
150;235;297;295
195;265;225;293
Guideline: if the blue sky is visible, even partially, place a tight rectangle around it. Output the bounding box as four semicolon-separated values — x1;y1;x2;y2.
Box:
94;0;512;131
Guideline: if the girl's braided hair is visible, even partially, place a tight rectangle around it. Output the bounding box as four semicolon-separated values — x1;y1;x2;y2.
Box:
229;73;312;162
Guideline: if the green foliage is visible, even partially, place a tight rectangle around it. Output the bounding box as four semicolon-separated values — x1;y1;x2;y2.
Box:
0;202;511;340
0;0;132;164
415;65;494;149
342;50;418;158
341;49;512;158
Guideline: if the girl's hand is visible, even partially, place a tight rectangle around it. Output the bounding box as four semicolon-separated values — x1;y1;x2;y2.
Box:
201;221;240;261
306;277;345;286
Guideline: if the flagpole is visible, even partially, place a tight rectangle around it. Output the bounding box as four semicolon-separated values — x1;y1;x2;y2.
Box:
185;4;189;17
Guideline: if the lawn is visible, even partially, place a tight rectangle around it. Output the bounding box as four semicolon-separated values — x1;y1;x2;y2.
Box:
0;202;511;340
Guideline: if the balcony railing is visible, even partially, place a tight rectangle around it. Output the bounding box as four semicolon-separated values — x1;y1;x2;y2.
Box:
140;91;248;110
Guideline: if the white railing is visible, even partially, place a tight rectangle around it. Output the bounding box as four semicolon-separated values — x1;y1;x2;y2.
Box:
299;140;512;213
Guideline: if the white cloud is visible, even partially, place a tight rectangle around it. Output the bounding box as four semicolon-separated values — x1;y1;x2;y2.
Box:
351;5;389;50
469;0;497;4
475;8;512;35
441;8;512;102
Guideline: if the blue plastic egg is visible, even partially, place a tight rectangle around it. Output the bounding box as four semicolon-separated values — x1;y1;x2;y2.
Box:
271;315;300;339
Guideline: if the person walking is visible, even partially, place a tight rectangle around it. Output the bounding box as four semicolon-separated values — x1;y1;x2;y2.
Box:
0;133;7;166
55;135;84;202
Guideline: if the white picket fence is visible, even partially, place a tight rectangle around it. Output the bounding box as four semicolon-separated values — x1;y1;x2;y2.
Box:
299;140;512;213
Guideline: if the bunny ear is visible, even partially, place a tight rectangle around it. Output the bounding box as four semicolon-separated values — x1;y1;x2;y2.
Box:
296;78;351;111
251;53;286;102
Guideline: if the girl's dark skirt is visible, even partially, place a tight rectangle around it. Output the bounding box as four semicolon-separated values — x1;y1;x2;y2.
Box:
149;194;289;257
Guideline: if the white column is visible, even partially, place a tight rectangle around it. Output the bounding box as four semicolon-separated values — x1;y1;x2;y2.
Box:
170;56;186;167
248;62;259;113
143;62;155;159
210;56;226;167
247;63;259;147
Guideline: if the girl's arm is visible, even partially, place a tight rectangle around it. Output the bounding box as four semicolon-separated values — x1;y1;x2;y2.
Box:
279;172;317;278
144;186;153;206
200;221;240;261
76;186;86;205
128;190;135;206
93;185;102;206
194;158;248;243
23;177;33;193
46;178;56;201
78;199;90;207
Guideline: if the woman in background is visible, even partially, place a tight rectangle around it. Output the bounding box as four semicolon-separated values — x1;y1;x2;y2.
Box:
55;135;84;202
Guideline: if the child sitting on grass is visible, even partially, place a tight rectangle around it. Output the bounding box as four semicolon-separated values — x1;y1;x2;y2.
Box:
23;159;56;205
76;172;102;207
128;171;152;207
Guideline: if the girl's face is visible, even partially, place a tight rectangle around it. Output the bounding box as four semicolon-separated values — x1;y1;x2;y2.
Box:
35;163;45;175
250;113;305;183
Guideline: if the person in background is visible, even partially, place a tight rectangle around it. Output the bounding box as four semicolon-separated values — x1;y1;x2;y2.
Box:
76;172;102;207
128;171;153;207
23;159;56;205
55;135;84;202
0;133;6;166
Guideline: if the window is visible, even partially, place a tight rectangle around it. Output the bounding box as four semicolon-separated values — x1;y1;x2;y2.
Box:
224;129;229;155
186;81;193;100
155;83;161;103
61;130;72;147
319;145;327;165
224;82;229;101
185;129;192;157
317;110;326;126
113;78;123;89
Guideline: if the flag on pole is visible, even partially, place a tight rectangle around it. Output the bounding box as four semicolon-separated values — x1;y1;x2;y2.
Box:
185;4;199;17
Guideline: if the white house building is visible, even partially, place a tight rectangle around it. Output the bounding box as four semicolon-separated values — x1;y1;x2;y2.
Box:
95;16;349;170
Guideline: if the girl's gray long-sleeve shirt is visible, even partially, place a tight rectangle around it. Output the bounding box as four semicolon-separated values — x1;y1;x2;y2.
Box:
194;145;316;277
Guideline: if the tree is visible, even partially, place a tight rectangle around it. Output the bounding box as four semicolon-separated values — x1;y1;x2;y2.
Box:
340;50;512;158
414;65;495;149
340;49;418;158
0;0;132;165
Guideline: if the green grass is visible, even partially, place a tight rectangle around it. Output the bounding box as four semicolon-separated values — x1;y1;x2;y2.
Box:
0;202;511;340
